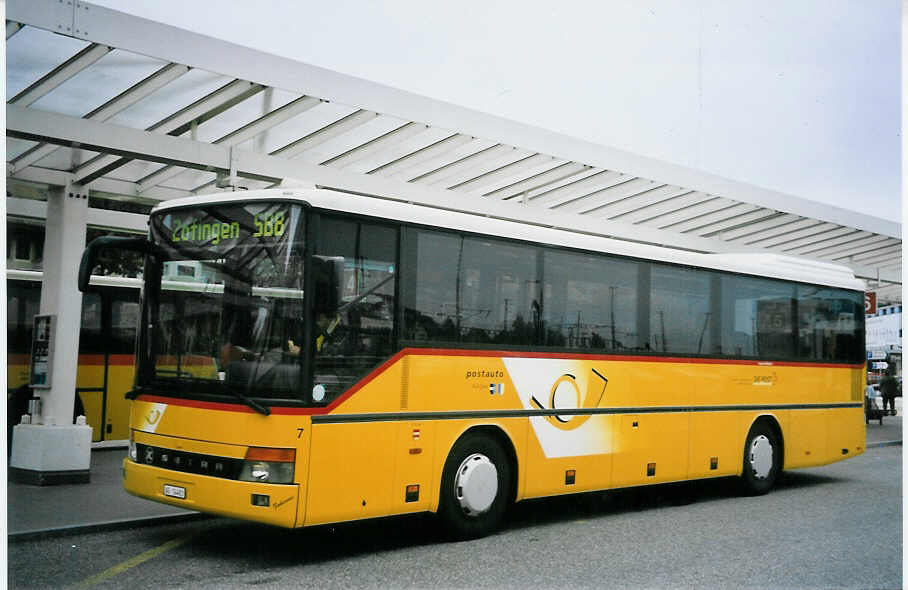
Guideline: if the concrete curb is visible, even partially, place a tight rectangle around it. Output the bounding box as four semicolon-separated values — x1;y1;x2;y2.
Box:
8;512;210;542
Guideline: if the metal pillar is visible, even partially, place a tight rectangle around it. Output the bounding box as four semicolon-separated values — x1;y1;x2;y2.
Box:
10;182;93;485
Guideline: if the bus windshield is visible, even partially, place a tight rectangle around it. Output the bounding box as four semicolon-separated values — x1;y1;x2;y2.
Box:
143;202;307;403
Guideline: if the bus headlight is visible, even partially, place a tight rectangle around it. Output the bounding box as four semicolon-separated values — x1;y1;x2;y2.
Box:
239;447;295;484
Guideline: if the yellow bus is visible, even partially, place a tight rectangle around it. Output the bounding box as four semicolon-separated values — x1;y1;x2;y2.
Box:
80;188;866;538
8;270;141;445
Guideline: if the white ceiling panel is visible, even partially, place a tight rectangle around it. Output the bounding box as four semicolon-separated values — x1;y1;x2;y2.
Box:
28;49;167;118
5;26;90;99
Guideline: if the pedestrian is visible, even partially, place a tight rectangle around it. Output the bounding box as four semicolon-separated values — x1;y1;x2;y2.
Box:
879;368;899;416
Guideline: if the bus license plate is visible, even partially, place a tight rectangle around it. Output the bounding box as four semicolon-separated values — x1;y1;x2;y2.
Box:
163;484;186;499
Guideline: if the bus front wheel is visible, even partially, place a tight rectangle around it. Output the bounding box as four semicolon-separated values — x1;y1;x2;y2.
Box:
739;421;781;495
438;432;511;539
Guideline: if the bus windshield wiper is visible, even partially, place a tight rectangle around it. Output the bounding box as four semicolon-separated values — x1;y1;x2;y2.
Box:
223;385;271;416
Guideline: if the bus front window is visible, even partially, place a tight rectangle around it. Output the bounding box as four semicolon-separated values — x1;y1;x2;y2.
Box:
144;203;307;404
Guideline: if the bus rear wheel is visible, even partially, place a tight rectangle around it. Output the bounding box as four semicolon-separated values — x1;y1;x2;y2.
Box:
739;421;781;495
438;432;511;539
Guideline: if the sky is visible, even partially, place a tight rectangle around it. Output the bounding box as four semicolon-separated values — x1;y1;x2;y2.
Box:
92;0;901;218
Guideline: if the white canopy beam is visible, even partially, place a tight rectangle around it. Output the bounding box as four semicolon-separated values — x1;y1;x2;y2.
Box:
842;243;903;263
530;170;629;208
8;103;757;255
721;215;809;242
448;153;560;194
322;121;427;168
73;79;265;185
657;202;749;231
485;162;591;200
137;94;322;192
574;182;669;216
10;62;190;173
384;138;497;182
694;209;779;237
366;133;472;178
802;234;893;258
270;109;378;159
615;192;716;224
760;224;855;250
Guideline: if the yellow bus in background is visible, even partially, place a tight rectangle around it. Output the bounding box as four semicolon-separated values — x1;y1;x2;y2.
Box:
7;270;141;445
80;188;866;538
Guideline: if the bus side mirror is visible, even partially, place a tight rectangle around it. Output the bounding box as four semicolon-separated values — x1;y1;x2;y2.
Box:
312;255;344;313
79;236;159;292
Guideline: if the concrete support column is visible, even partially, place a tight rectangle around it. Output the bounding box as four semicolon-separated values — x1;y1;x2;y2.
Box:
10;182;93;485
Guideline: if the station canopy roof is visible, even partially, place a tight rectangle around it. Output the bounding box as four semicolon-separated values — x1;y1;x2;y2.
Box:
6;0;901;302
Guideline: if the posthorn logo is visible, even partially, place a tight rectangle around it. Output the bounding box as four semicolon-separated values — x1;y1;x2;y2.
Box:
530;368;608;431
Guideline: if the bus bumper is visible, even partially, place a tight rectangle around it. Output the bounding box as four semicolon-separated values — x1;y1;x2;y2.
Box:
122;458;300;528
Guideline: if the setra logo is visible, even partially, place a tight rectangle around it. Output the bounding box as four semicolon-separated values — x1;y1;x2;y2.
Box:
752;372;779;386
530;368;608;431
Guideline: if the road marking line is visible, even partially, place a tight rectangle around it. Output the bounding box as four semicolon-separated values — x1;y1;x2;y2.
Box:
76;535;193;588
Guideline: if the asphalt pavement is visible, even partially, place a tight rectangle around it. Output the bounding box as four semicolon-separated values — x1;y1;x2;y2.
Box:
6;415;902;540
7;448;198;539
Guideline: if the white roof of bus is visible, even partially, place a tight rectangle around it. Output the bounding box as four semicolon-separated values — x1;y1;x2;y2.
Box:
154;189;865;291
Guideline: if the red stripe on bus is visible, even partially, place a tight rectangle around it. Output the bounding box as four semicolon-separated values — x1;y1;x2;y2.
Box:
134;348;862;415
78;355;107;366
137;348;410;415
107;355;136;366
155;355;217;367
8;353;135;366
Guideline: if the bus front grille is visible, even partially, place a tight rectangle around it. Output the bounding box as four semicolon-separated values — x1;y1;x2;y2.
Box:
134;443;244;480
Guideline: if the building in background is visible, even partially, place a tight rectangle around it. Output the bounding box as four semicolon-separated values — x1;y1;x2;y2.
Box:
866;303;902;381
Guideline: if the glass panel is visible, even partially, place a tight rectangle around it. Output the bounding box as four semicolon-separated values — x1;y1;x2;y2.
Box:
6;222;44;270
6;280;41;356
296;114;409;165
403;230;461;343
544;250;638;351
145;202;305;401
5;28;90;98
31;49;167;118
312;217;397;404
86;228;145;278
107;69;230;131
649;265;712;355
797;285;864;362
458;237;538;346
6;138;39;162
111;295;141;354
189;88;300;144
403;230;540;346
720;276;795;359
77;293;103;355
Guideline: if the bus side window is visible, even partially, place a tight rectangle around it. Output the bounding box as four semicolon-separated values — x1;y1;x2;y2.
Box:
648;264;712;355
314;217;398;401
797;286;863;362
719;276;795;359
111;294;140;355
7;281;41;386
79;293;103;355
543;249;638;351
